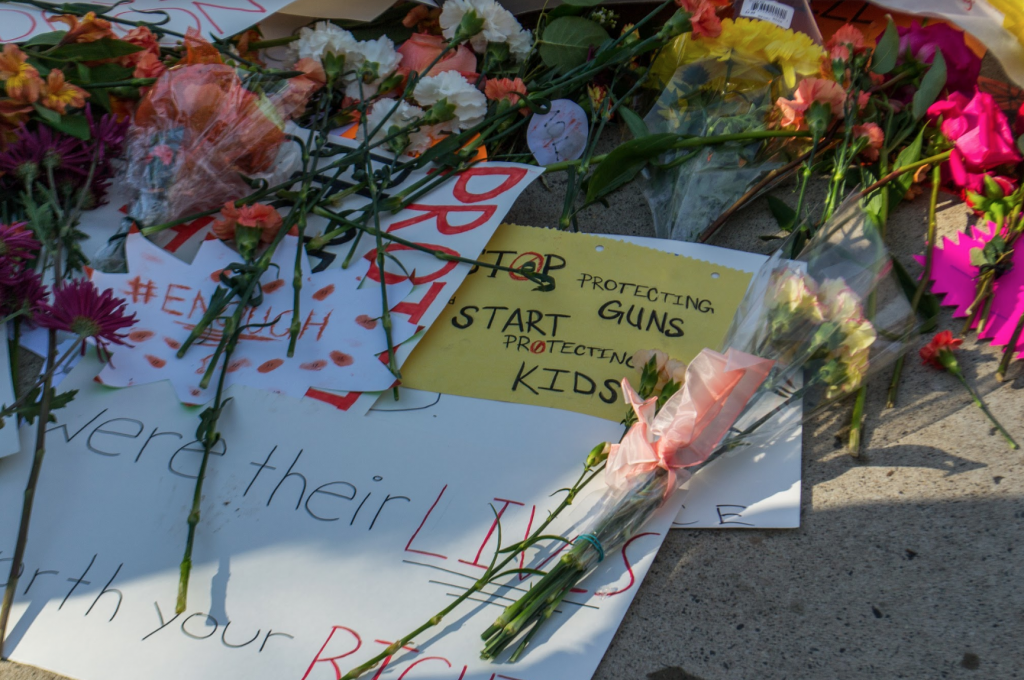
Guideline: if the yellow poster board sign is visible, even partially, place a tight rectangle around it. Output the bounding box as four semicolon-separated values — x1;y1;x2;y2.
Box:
401;224;753;421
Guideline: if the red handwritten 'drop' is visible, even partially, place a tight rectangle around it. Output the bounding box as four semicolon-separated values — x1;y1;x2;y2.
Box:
313;284;335;301
145;355;166;368
262;279;285;294
355;314;377;330
300;360;328;371
330;351;353;367
164;337;181;350
257;358;284;373
210;269;228;282
129;330;154;342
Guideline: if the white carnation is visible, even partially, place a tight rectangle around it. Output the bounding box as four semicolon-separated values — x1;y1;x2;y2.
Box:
343;36;403;100
413;71;487;132
360;99;432;154
440;0;531;61
289;21;363;72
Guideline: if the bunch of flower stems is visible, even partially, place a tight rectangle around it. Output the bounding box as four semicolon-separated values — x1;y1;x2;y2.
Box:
0;129;119;657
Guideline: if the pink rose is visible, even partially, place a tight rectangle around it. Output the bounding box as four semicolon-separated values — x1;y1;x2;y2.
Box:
1015;100;1024;138
927;90;1022;188
397;33;477;79
897;22;980;96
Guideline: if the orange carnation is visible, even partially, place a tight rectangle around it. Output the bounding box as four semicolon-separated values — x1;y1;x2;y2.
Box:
212;202;284;244
826;24;867;62
853;123;884;161
484;77;527;107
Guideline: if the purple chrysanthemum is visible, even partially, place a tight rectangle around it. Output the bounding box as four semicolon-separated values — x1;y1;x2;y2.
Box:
0;267;47;322
0;222;39;262
86;106;128;163
0;125;90;185
37;279;136;358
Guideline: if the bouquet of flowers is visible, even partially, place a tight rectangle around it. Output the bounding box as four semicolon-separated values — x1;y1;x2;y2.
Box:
477;195;917;661
641;2;825;241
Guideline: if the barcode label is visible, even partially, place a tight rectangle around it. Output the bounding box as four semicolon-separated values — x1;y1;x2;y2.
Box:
739;0;795;29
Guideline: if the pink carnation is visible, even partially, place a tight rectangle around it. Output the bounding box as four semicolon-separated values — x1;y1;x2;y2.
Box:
853;123;884;161
776;78;846;130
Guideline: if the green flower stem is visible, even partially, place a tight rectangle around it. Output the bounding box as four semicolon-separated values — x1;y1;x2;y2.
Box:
996;312;1024;382
364;153;399;379
309;206;551;286
0;328;57;658
847;385;867;455
792;137;820;228
176;319;236;614
949;365;1018;449
0;339;86;421
887;165;942;407
340;463;605;680
287;212;306;358
858;151;952;198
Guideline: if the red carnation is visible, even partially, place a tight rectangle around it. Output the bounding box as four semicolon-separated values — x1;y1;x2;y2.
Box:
919;329;961;370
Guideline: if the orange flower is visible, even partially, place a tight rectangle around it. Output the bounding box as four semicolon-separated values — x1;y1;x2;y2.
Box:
826;24;867;61
118;26;160;67
402;5;441;33
853;122;884;161
0;99;32;148
776;77;846;130
212;202;283;244
677;0;725;39
484;77;527;106
55;11;114;44
0;44;43;103
233;29;265;65
397;33;477;79
133;51;166;80
40;69;89;114
277;57;326;118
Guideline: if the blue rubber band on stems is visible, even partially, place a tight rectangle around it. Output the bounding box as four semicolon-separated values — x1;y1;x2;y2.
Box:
574;533;605;562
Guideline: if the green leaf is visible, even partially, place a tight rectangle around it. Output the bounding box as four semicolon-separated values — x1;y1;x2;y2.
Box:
18;388;78;425
539;17;609;72
618;106;649;139
32;102;61;124
49;38;144;62
766;195;797;232
871;19;899;75
912;49;947;120
23;31;66;47
42;114;91;140
1016;133;1024;156
82;62;132;84
888;127;925;208
969;247;987;268
584;133;677;205
891;258;940;332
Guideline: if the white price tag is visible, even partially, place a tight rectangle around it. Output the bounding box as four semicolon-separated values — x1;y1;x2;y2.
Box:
739;0;795;29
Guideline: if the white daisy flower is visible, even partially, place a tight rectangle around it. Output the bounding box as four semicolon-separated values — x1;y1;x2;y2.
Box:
413;70;487;132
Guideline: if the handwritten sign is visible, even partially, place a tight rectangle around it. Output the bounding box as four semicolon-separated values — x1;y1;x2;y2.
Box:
90;234;415;404
400;224;752;421
0;0;293;43
0;355;679;680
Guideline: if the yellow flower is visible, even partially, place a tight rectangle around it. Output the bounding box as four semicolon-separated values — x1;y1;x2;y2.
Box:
841;318;876;355
652;18;826;89
771;269;822;321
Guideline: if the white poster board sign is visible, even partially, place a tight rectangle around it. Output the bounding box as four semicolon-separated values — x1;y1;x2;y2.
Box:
0;355;680;680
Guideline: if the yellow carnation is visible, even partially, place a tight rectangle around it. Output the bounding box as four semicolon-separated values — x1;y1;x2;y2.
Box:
651;18;826;89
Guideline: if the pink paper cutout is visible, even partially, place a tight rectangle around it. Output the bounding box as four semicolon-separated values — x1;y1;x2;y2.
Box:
917;222;1024;359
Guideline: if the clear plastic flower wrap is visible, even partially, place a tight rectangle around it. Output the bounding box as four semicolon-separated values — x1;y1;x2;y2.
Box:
480;196;919;662
640;53;792;242
122;33;307;229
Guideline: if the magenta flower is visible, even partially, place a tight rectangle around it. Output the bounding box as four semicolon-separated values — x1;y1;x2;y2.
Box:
0;222;39;263
0;268;47;322
897;22;980;96
37;280;136;358
927;90;1022;189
